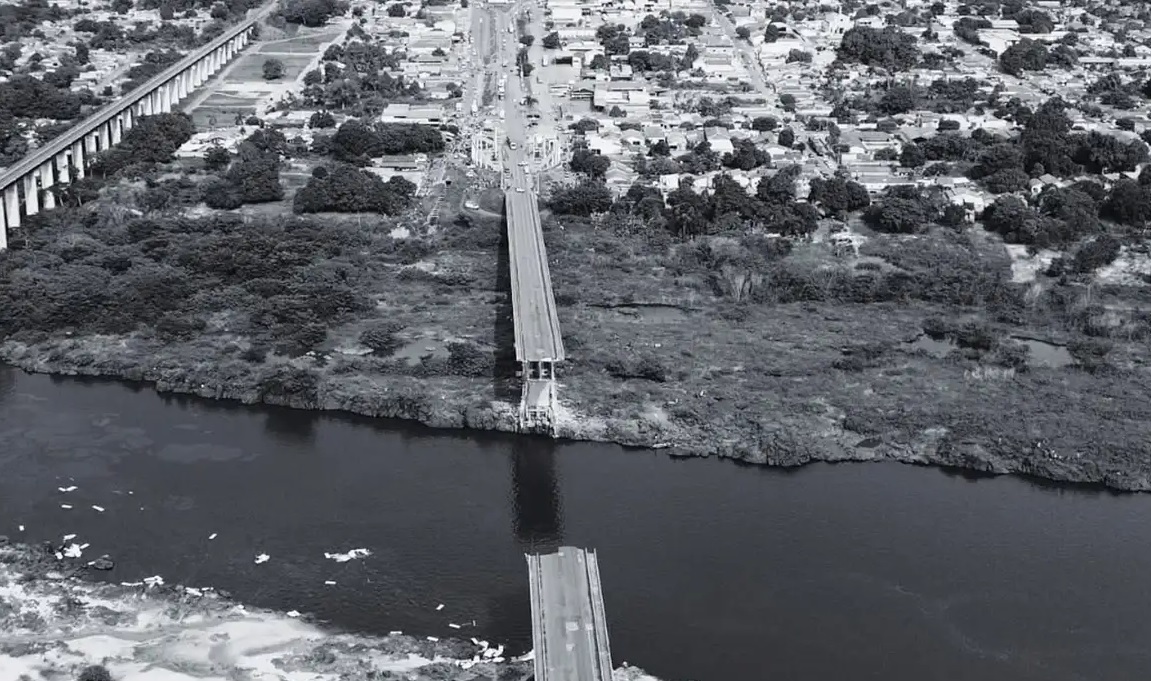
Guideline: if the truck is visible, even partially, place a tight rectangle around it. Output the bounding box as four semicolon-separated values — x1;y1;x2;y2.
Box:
471;102;478;114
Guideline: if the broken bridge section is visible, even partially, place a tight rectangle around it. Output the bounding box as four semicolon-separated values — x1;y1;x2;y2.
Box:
525;547;613;681
504;181;563;434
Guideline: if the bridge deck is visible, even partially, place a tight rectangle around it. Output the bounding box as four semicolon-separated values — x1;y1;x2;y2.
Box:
526;547;612;681
505;188;565;363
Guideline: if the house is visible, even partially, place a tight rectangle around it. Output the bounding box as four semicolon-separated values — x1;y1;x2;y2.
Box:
375;155;422;171
379;103;447;125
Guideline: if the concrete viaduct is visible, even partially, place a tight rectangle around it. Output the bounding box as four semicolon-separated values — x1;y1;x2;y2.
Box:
0;6;273;250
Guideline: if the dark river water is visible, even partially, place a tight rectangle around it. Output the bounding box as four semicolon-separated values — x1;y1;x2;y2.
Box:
2;366;1150;681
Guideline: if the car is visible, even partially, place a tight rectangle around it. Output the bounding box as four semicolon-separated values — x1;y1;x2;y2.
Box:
516;187;525;192
518;161;528;167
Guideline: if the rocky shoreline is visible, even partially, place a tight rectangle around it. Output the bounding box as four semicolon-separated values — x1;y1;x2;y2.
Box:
0;539;537;681
4;334;1151;493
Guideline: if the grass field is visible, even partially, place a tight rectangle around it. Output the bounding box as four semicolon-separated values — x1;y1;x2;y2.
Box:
257;32;344;54
225;54;316;82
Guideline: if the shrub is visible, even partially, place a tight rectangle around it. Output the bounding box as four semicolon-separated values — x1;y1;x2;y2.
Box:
1067;337;1112;373
263;58;285;80
204;145;231;171
78;666;114;681
359;322;404;354
446;341;493;377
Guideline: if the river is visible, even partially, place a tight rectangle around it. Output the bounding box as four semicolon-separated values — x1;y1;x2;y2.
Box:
1;366;1149;681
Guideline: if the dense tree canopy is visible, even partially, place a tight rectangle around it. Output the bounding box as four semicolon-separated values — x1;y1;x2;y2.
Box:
836;26;919;71
294;164;416;214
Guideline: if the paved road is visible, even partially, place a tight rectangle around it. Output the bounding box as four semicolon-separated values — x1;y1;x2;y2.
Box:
494;2;564;363
527;547;613;681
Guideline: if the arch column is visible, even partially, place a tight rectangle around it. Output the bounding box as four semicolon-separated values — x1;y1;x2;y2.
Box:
71;140;85;179
55;151;70;184
22;175;39;216
3;185;19;236
38;161;55;210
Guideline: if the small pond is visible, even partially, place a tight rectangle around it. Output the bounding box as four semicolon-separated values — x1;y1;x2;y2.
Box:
904;334;1074;369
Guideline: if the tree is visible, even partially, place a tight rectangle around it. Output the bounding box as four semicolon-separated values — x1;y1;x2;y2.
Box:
777;127;795;147
294;163;415;214
542;31;560;49
386;2;405;16
570;148;610;178
112;0;133;13
836;26;919;71
548;179;613;216
263;58;285;80
863;197;929;233
588;53;609;70
204;145;231;171
786;49;812;64
764;24;780;42
750;116;778;132
78;665;113;681
900;143;925;168
309;110;336;129
879;84;916;114
282;0;348;27
519;34;534;47
735;26;750;41
1000;38;1047;76
809;175;870;214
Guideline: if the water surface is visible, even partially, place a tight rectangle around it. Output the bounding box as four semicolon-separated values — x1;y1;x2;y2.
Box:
1;367;1149;681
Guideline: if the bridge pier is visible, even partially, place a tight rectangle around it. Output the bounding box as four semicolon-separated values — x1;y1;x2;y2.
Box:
0;18;263;246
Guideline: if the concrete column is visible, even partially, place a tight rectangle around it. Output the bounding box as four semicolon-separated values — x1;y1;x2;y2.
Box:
70;140;85;179
98;122;111;150
109;119;122;146
178;71;189;99
122;108;134;132
55;151;70;184
3;185;19;238
39;161;55;210
23;175;39;216
84;132;98;155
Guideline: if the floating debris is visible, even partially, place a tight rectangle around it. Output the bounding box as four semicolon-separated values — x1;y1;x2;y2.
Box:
18;525;24;531
435;604;444;611
62;534;76;542
91;505;105;513
143;575;164;587
389;630;403;636
449;623;462;629
324;580;337;586
60;504;72;510
208;533;218;540
426;636;439;642
184;587;203;596
323;548;371;563
58;486;77;493
254;553;270;564
286;610;301;618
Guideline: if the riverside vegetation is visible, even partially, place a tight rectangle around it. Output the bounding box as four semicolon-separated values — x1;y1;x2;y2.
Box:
2;111;1151;491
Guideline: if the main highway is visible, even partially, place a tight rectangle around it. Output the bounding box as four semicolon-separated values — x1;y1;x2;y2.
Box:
487;1;565;364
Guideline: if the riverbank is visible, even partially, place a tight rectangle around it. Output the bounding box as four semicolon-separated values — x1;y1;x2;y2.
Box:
0;540;534;681
2;196;1150;491
4;287;1151;492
